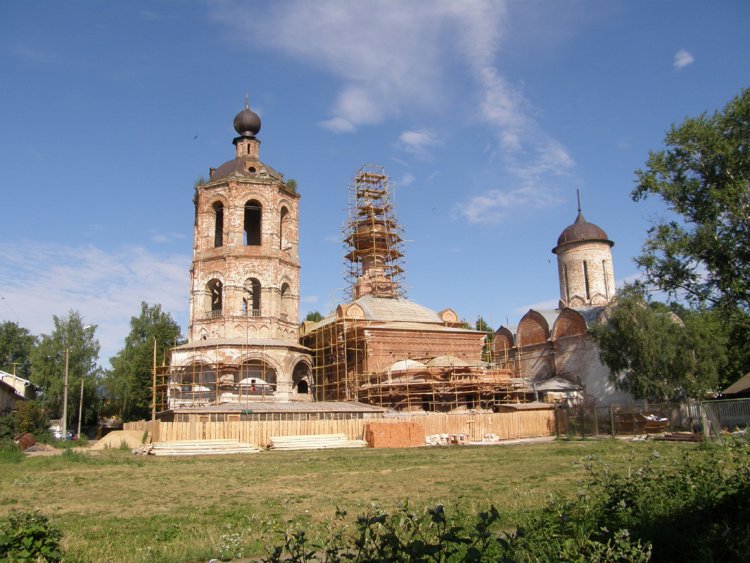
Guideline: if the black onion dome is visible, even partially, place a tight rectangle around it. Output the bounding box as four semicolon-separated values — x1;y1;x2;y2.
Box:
553;212;613;253
233;101;261;137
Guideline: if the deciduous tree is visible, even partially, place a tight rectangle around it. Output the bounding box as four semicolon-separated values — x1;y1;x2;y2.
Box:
106;302;183;421
475;316;494;363
633;88;750;312
305;311;323;323
589;285;726;401
0;322;36;379
29;312;100;426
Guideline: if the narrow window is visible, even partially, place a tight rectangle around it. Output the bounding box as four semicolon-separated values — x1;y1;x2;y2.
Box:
244;200;262;246
207;279;222;318
212;202;224;247
563;265;570;304
279;206;289;250
583;261;591;300
602;260;609;299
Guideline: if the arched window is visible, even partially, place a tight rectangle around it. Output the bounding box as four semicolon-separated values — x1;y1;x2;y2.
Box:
243;278;261;317
244;200;262;246
292;361;311;395
207;279;222;318
175;363;216;405
212;202;224;247
279;206;290;250
240;360;277;394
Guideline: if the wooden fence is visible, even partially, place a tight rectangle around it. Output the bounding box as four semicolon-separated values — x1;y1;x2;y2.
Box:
125;410;555;447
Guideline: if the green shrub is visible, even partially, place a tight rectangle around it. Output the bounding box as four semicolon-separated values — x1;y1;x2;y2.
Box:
0;440;24;464
11;401;49;438
0;511;63;562
0;416;15;442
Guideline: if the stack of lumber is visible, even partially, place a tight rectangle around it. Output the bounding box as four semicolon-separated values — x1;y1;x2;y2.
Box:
150;439;261;456
268;433;366;451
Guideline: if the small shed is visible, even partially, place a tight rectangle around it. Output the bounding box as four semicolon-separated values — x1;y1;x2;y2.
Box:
723;372;750;398
0;379;26;416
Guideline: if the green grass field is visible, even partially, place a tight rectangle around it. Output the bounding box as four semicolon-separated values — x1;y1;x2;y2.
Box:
0;440;697;562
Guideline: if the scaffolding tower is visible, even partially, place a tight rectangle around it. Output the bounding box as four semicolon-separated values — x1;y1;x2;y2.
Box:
344;165;406;301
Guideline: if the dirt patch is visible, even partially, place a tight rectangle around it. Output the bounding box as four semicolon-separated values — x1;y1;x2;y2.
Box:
90;430;145;450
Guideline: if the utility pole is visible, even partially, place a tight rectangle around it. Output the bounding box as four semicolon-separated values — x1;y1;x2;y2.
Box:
62;348;69;440
77;375;85;439
151;337;157;422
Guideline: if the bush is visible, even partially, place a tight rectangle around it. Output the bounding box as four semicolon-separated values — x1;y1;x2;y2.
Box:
12;401;49;438
0;441;24;464
0;511;63;562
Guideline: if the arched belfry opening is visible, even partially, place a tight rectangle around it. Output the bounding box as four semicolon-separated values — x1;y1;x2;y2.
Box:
243;278;261;317
244;200;262;246
207;279;223;317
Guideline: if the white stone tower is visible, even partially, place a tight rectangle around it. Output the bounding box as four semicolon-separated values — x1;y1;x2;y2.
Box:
168;100;312;405
552;195;615;309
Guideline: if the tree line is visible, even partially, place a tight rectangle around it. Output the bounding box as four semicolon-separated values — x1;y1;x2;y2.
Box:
0;303;183;431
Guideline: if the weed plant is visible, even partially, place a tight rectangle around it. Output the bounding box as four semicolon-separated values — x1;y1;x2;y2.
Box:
0;511;63;562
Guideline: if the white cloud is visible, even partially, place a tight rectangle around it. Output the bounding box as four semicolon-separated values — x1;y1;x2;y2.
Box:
456;184;562;224
213;1;574;220
212;1;507;130
319;116;355;133
0;242;190;367
399;173;416;187
150;231;186;244
398;129;440;157
673;49;695;69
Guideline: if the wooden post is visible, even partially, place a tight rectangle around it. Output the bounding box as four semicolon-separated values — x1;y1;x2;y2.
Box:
151;337;157;422
77;375;85;439
700;403;711;442
554;405;560;438
593;404;599;436
609;404;616;438
62;347;69;440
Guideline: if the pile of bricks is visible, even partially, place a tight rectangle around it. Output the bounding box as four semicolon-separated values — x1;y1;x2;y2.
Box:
364;421;425;448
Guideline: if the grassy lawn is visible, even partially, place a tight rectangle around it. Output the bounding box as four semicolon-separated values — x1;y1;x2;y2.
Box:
0;439;698;562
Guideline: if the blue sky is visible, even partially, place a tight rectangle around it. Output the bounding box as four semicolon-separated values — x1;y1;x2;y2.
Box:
1;1;748;367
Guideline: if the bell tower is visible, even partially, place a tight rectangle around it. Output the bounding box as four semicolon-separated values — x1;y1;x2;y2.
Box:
168;100;312;405
552;193;615;309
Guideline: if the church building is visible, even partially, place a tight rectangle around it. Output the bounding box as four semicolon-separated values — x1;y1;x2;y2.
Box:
493;199;632;405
